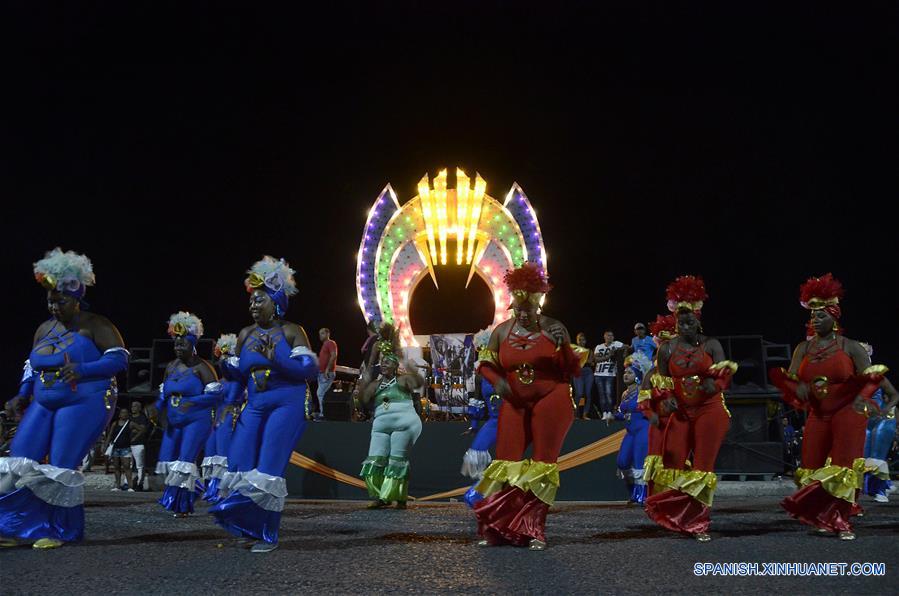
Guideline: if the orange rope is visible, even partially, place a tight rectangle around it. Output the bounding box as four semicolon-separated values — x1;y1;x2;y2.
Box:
289;429;627;502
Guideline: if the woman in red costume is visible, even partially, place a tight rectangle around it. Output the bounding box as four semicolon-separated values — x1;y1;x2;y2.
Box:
643;276;737;542
638;314;677;496
473;263;585;551
770;273;896;540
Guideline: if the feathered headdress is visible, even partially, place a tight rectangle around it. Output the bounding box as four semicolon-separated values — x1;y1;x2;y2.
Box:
624;351;652;385
666;275;708;314
214;333;238;358
649;314;678;342
504;262;552;308
167;311;204;345
33;247;96;300
799;273;843;320
245;256;298;317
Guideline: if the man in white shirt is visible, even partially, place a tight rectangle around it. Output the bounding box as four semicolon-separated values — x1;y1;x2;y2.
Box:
593;330;624;421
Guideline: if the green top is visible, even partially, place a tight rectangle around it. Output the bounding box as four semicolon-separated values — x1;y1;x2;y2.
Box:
374;378;413;408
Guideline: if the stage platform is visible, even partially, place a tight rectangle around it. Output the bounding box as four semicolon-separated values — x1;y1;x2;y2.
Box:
287;419;630;502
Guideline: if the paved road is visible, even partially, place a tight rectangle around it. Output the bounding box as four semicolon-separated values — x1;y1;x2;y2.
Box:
3;491;897;594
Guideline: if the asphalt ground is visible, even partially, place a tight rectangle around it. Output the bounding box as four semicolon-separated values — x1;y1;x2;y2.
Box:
2;491;897;595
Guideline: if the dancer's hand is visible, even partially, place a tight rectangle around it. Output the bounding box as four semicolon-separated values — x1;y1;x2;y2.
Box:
254;334;276;361
853;395;879;417
795;382;810;402
701;378;718;395
661;397;678;414
494;378;512;398
649;413;660;427
60;363;82;384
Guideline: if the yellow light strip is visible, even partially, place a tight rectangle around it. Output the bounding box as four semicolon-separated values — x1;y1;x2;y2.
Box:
455;168;469;265
434;169;448;265
466;173;486;264
418;175;438;263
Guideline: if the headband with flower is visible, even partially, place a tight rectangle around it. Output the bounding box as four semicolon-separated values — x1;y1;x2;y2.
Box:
245;256;298;317
33;247;96;304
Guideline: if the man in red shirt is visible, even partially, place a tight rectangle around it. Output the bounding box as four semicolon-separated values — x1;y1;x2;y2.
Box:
315;328;339;422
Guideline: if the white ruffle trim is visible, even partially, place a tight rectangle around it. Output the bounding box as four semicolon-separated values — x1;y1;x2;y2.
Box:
204;382;223;394
0;456;84;507
460;449;493;480
155;461;170;475
866;458;891;479
218;470;239;499
225;468;288;512
201;456;229;479
225;356;240;368
21;359;33;382
467;398;485;408
632;468;645;484
164;460;199;489
103;347;131;357
290;346;317;360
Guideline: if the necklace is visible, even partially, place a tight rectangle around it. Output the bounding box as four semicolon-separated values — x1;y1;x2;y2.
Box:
807;335;838;361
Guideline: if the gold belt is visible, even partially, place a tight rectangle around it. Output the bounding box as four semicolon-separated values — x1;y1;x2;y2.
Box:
252;368;271;392
170;392;187;408
515;363;535;385
39;370;61;387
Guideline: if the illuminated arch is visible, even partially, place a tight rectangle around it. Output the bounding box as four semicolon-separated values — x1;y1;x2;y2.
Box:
356;168;547;346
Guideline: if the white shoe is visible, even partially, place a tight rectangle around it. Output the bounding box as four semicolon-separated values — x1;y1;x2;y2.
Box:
110;487;121;492
126;488;135;493
250;541;278;553
874;493;889;503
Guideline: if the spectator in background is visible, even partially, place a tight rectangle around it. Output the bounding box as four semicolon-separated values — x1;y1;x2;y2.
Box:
1;401;19;456
630;322;656;361
315;328;338;422
105;408;133;492
594;330;625;422
360;320;380;375
572;332;596;419
130;401;149;491
782;416;798;474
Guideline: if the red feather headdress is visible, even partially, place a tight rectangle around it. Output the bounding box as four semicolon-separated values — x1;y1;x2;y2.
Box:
505;262;552;308
649;314;678;342
665;275;708;314
799;273;843;319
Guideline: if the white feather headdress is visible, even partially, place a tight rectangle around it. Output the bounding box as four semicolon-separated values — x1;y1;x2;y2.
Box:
167;311;204;339
33;247;96;294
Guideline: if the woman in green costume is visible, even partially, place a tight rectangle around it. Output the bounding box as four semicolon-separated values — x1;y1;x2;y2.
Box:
358;353;424;509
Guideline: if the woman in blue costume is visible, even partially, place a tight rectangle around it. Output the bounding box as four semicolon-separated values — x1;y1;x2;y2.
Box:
461;328;502;507
155;312;222;517
0;248;128;549
201;333;244;503
210;256;318;553
614;352;652;504
861;344;896;502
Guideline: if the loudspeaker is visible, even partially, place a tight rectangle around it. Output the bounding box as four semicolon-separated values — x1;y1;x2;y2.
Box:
715;442;784;474
323;390;353;421
725;399;770;443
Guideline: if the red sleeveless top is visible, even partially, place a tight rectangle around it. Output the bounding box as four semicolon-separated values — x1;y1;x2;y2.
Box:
798;338;859;414
499;326;567;407
668;341;720;407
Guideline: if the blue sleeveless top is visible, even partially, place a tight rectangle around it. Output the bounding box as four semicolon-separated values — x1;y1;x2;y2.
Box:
617;387;649;433
30;320;108;401
239;325;303;394
163;365;215;425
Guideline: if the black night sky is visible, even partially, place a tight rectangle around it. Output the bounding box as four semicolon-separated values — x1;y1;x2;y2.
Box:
4;3;898;390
